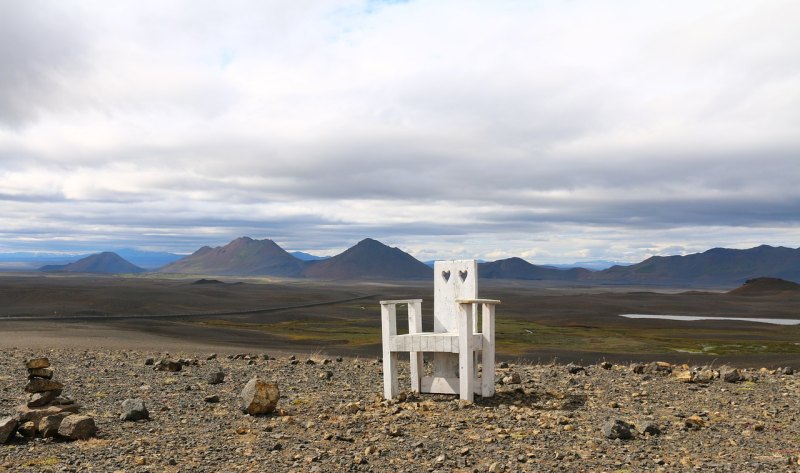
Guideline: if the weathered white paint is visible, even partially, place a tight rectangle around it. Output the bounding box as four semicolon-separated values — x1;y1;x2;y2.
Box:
379;260;500;401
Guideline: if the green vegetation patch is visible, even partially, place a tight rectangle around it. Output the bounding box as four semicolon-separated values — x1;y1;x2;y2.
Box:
196;315;800;357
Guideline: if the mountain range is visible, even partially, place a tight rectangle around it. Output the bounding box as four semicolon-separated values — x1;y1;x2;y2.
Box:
28;237;800;286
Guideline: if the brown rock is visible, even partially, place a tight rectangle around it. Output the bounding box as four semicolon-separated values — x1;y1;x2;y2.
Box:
27;367;54;379
16;403;81;426
0;416;17;443
24;379;64;394
39;414;70;438
154;359;182;372
18;421;36;438
28;390;59;408
240;376;280;415
26;358;50;369
674;370;695;383
57;415;96;440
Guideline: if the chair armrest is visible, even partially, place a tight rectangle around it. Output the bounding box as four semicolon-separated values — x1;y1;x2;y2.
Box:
456;298;501;305
380;299;423;305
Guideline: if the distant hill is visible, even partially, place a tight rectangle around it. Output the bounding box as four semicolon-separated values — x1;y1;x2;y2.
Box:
39;252;145;274
159;237;305;277
303;238;432;280
479;257;591;280
593;245;800;285
548;260;632;271
729;277;800;296
291;251;330;261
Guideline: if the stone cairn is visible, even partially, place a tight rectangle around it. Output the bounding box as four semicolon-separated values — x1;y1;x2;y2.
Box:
0;357;96;443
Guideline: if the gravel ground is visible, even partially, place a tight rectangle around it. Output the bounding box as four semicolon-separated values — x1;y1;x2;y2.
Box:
2;349;799;472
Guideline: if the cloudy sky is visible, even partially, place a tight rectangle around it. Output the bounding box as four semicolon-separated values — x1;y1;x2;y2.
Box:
1;0;798;263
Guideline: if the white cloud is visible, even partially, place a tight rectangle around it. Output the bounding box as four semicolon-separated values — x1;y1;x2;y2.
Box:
0;0;798;262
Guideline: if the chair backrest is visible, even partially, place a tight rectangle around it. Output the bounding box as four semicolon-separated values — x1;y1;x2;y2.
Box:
433;260;478;333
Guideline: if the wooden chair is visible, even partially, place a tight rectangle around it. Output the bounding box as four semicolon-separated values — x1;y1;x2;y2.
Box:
380;260;499;401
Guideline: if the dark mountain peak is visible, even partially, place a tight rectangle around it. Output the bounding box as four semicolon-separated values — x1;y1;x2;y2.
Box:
159;237;304;277
480;257;586;281
303;239;431;280
39;252;144;274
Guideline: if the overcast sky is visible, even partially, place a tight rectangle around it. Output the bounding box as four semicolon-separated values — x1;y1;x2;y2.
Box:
1;0;798;263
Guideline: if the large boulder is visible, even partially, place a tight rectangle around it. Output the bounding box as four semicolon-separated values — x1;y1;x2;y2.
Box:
57;415;96;440
240;376;280;415
120;398;150;421
39;414;70;438
0;416;17;443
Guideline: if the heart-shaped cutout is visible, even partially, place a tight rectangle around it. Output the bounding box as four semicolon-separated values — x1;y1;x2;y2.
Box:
441;270;451;282
459;270;468;282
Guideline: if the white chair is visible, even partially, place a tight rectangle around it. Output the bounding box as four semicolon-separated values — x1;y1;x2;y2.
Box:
380;260;499;401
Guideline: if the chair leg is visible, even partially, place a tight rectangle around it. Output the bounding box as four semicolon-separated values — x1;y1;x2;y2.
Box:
383;351;398;399
458;304;474;402
410;352;422;393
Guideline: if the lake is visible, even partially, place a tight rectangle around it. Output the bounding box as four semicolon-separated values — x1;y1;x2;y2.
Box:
620;314;800;326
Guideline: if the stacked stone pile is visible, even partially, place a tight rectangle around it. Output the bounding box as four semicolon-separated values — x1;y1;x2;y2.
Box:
0;357;96;443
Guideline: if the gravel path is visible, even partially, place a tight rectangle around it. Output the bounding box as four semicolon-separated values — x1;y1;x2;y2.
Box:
2;349;799;472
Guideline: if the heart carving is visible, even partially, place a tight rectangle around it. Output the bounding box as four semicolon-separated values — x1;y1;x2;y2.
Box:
459;270;468;282
441;270;451;282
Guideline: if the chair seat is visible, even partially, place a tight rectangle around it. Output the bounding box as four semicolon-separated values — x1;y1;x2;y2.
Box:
391;333;483;353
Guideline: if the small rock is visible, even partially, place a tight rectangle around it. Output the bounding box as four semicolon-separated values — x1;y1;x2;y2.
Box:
204;394;220;403
499;361;509;369
722;368;744;383
154;359;182;372
639;421;662;436
27;367;54;379
0;416;17;444
57;415;97;440
674;370;695;383
206;353;218;360
144;358;154;366
602;419;635;439
567;363;586;374
600;361;613;370
207;370;225;385
18;421;36;438
488;462;504;472
503;373;522;384
24;379;64;394
120;398;149;421
684;415;705;430
695;369;717;383
26;358;50;370
781;366;794;375
27;390;59;408
319;370;333;380
240;376;280;415
305;359;316;365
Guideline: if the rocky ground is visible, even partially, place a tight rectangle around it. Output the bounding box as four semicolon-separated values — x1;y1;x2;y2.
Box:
2;349;800;472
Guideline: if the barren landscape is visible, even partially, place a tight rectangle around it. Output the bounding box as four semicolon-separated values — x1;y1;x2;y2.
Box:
2;273;800;472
